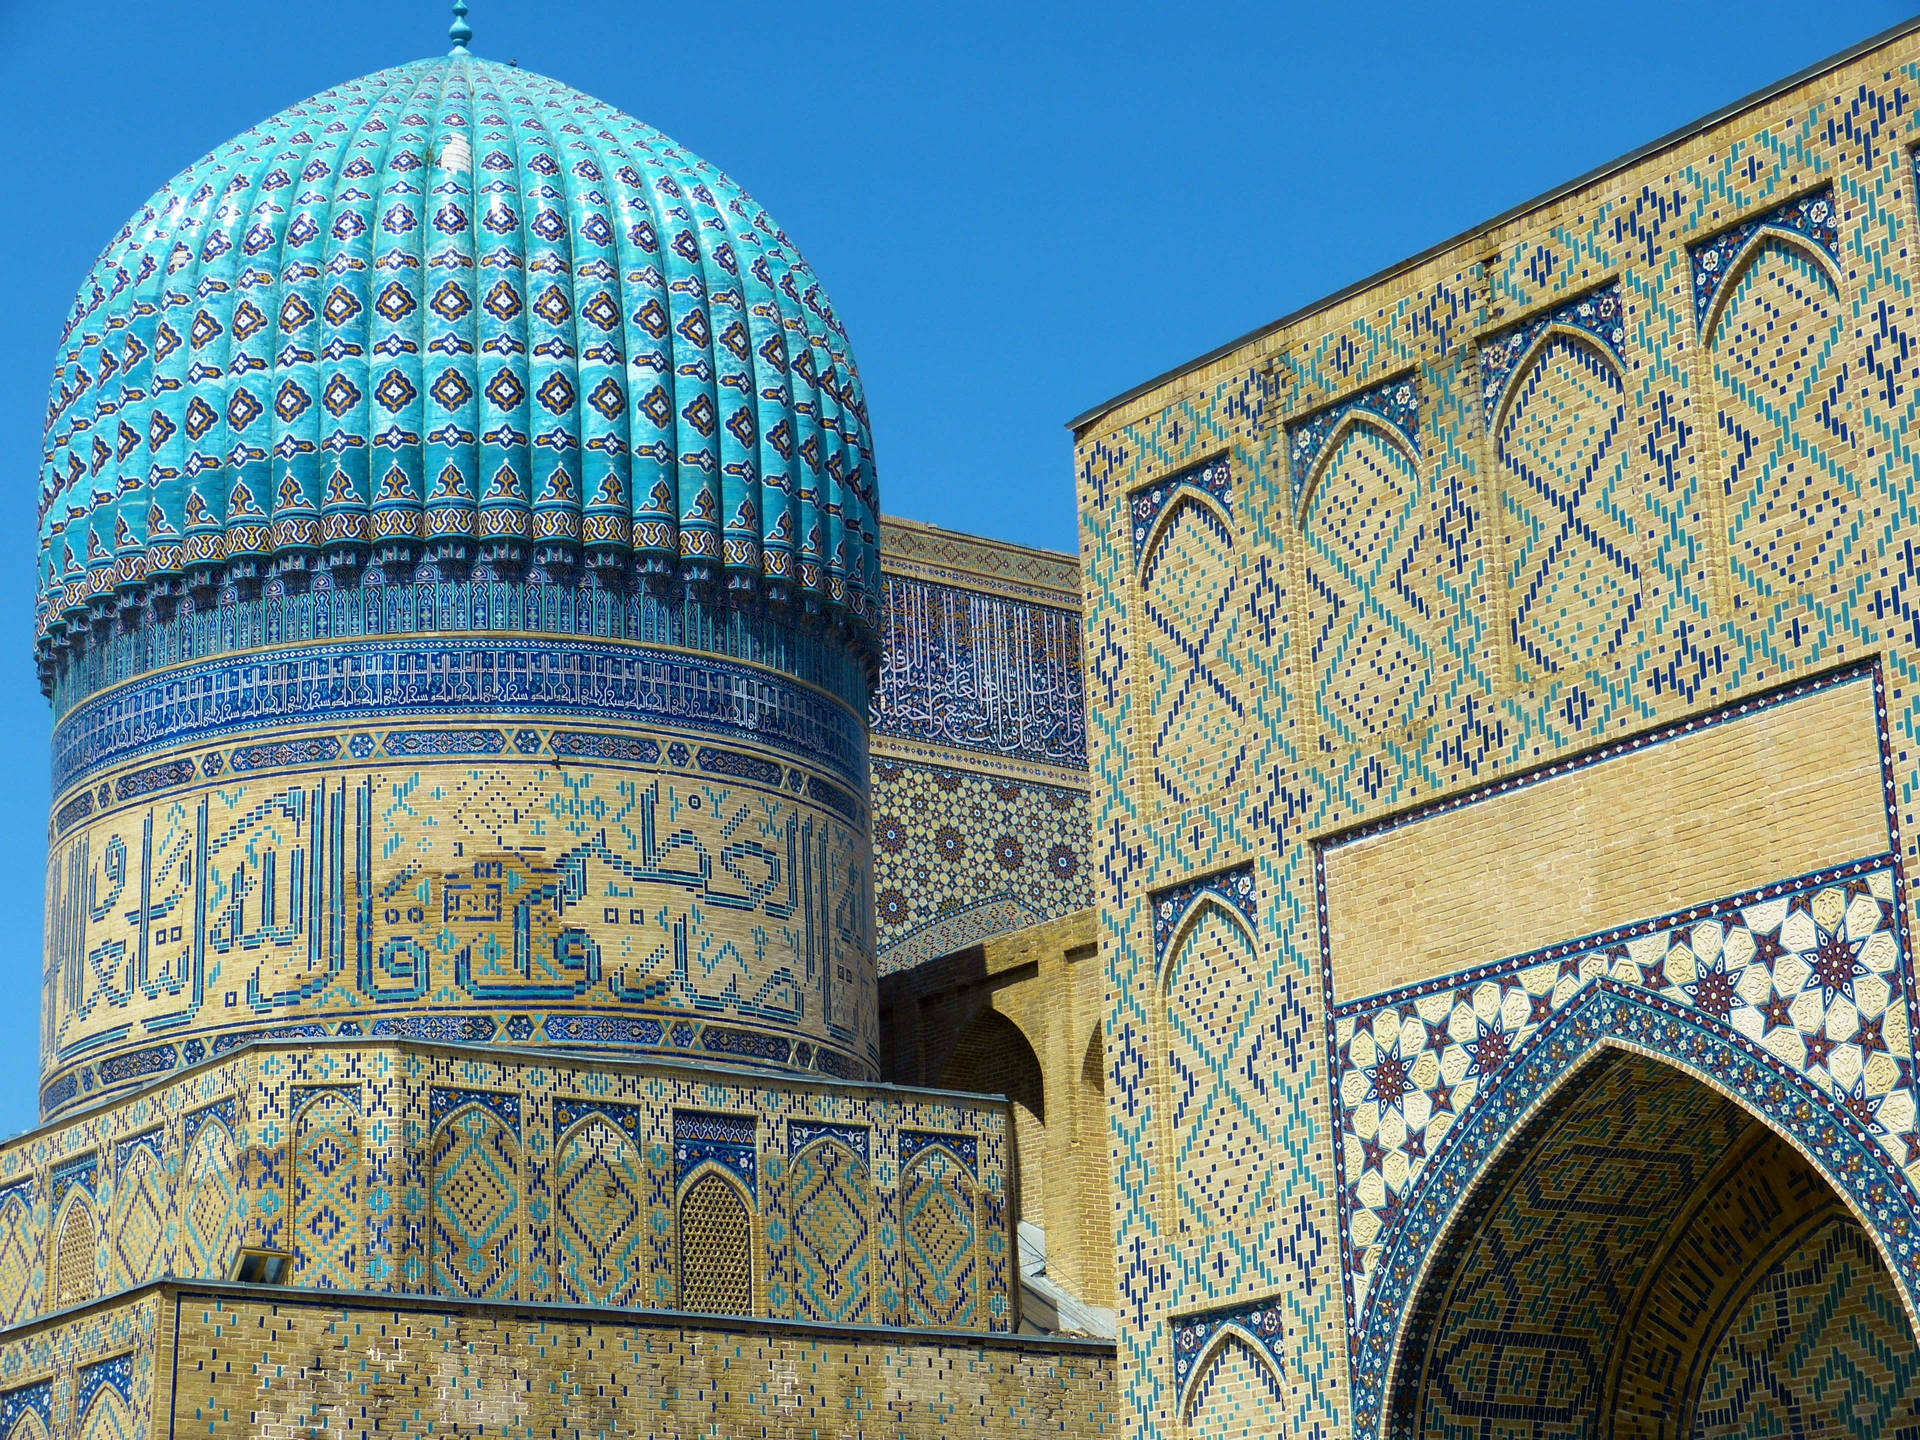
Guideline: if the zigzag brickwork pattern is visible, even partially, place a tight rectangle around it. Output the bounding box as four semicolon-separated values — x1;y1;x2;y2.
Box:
1073;29;1920;1439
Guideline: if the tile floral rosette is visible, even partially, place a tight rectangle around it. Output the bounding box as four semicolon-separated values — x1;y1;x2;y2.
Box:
1334;863;1913;1335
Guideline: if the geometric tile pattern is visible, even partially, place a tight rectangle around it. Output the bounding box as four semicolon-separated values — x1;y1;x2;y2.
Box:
1130;455;1235;563
1288;373;1420;516
106;1138;164;1288
0;1042;1018;1333
1301;418;1439;752
1150;863;1257;968
0;1185;37;1327
902;1141;979;1328
37;56;880;665
551;1109;647;1308
1705;239;1858;683
1170;1297;1290;1421
1164;897;1272;1307
1140;494;1249;813
1181;1330;1287;1436
1488;301;1640;699
1691;1214;1920;1438
788;1133;874;1324
291;1088;359;1289
1403;1053;1753;1439
1477;285;1627;425
1689;185;1839;330
429;1094;521;1300
176;1108;239;1281
1332;857;1919;1437
1075;41;1920;1440
872;759;1090;973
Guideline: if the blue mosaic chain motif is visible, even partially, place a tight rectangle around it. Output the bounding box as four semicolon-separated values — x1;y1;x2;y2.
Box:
1691;186;1839;330
49;577;869;717
430;1087;521;1132
1150;864;1257;967
51;636;869;794
50;1153;97;1208
1171;1298;1289;1407
674;1110;757;1194
553;1098;646;1139
182;1097;237;1146
1478;284;1626;423
1288;374;1420;514
1129;455;1234;560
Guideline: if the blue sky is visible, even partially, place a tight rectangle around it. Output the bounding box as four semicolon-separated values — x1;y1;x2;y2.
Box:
0;0;1903;1135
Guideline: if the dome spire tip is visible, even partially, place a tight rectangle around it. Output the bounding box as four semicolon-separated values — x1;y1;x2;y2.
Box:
449;0;472;54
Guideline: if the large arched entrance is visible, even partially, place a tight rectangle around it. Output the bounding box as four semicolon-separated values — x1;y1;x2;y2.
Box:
1388;1049;1920;1438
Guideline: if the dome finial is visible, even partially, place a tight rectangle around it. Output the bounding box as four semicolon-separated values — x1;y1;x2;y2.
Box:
449;0;472;54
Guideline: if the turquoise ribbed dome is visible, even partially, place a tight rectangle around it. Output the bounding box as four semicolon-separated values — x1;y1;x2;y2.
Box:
38;54;878;673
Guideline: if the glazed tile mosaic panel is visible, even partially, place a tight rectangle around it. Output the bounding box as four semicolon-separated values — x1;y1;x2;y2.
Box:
1073;25;1920;1440
0;1040;1017;1333
871;517;1092;973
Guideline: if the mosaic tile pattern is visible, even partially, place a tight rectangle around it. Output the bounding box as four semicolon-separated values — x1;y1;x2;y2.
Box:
1129;455;1234;564
1075;36;1920;1439
869;518;1092;974
874;574;1086;768
1331;859;1915;1349
1691;1215;1920;1438
42;718;875;1116
0;1041;1017;1337
872;759;1090;973
38;56;880;668
1689;185;1840;329
1287;374;1420;515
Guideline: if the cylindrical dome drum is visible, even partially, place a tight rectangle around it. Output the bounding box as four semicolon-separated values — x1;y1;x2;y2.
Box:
37;56;881;1120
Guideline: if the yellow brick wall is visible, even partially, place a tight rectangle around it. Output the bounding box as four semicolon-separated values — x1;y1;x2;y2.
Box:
880;908;1114;1309
1320;669;1888;1000
163;1292;1116;1438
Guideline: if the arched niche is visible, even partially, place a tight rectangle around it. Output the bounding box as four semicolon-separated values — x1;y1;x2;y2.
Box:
1159;893;1268;1307
1702;233;1857;675
429;1099;522;1301
678;1166;755;1316
552;1112;646;1307
1491;326;1639;697
940;1007;1045;1223
787;1135;874;1324
1382;1043;1920;1440
1300;414;1436;754
1137;491;1248;813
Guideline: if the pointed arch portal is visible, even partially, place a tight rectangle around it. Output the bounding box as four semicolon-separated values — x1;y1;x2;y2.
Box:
1386;1046;1920;1438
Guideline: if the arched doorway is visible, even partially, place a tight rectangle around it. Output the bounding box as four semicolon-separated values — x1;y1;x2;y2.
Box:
1388;1050;1920;1439
940;1007;1045;1222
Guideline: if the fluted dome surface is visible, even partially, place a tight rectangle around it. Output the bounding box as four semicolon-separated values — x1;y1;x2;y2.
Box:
39;54;878;666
